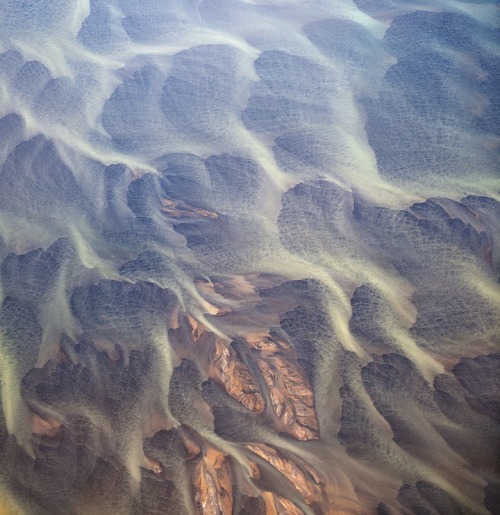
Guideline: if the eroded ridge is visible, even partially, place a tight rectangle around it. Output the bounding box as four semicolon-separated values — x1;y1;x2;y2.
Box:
160;197;218;220
210;338;266;414
246;443;324;506
246;334;319;441
194;446;233;515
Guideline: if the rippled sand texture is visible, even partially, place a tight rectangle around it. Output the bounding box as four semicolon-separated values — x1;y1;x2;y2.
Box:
0;1;499;514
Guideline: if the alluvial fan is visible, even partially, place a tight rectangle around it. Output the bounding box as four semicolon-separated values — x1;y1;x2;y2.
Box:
0;1;499;514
